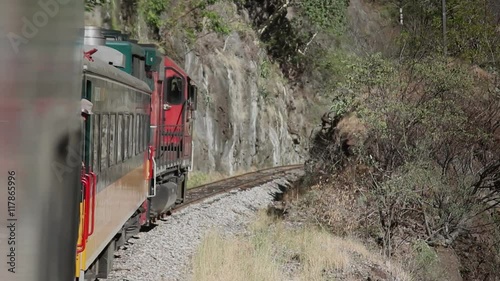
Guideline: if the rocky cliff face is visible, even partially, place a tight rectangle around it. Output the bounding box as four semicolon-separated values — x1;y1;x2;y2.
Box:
85;1;314;175
184;40;307;174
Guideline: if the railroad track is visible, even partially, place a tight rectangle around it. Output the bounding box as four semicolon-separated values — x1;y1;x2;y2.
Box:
143;164;303;225
106;164;305;280
174;164;304;212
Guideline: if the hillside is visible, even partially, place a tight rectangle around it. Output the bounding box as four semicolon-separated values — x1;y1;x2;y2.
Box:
85;0;326;177
293;1;500;280
85;0;500;280
83;0;399;178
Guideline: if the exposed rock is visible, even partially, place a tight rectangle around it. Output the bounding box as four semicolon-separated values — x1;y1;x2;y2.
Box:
85;1;313;176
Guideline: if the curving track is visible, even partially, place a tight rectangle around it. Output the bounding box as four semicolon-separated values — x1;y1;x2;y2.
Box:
105;164;304;281
176;164;303;212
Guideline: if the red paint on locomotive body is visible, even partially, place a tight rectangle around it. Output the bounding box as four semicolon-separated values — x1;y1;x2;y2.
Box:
149;72;161;129
149;71;162;154
162;56;189;148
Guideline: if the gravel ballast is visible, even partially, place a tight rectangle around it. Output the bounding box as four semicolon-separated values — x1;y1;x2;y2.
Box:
105;173;301;281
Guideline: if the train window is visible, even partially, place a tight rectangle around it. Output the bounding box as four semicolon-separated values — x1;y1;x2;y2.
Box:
109;114;116;166
132;57;140;78
118;115;123;162
143;115;148;150
139;59;146;81
142;115;146;151
165;76;184;105
92;114;100;172
128;115;133;158
132;56;146;80
100;114;109;171
131;114;135;156
136;115;140;155
137;114;141;153
144;115;148;150
139;115;143;152
124;114;129;160
143;115;147;151
140;115;144;152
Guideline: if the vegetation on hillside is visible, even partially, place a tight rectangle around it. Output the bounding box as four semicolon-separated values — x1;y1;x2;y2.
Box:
381;0;500;66
84;0;500;279
298;0;500;280
135;0;232;41
234;0;349;80
84;0;349;83
304;53;499;277
84;0;103;12
84;0;232;42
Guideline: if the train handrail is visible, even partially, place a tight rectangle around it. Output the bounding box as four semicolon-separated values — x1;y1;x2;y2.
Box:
76;177;86;252
85;174;92;237
88;172;97;236
188;139;194;172
83;174;91;249
77;177;90;254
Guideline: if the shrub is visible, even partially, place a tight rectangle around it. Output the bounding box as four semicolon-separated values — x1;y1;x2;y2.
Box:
305;52;500;278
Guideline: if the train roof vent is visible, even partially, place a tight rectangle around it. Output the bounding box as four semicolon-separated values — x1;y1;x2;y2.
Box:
84;26;106;46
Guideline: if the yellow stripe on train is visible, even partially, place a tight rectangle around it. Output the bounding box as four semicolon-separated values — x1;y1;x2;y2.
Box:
75;201;86;278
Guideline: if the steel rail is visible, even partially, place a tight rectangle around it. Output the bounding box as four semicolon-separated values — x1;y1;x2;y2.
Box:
173;164;304;213
188;164;303;191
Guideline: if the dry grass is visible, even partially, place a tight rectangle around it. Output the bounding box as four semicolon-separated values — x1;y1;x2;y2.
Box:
190;210;411;281
187;171;225;189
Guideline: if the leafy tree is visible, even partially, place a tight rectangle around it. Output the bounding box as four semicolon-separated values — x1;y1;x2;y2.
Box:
84;0;103;12
387;0;500;66
144;0;231;42
237;0;348;78
138;0;168;38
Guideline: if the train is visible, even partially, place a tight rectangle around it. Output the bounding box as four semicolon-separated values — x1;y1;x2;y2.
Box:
75;26;198;280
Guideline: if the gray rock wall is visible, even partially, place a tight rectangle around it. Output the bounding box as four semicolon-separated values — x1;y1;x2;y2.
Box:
85;2;313;176
183;32;307;174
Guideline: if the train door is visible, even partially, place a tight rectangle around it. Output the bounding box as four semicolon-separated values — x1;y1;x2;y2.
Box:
82;80;94;170
75;78;97;280
150;71;161;157
163;68;185;154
